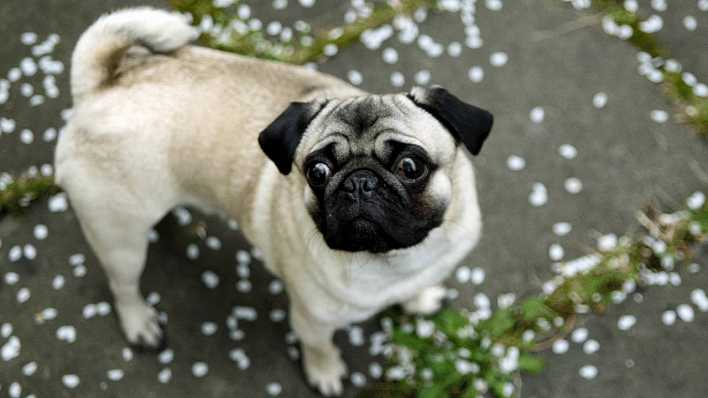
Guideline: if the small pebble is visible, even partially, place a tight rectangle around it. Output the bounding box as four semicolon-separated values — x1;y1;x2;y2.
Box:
266;382;282;396
73;265;87;278
269;279;284;295
5;272;20;285
192;362;209;378
186;244;200;260
686;191;705;210
683;16;697;31
650;109;668;123
8;245;22;262
529;107;545;123
20;129;34;144
529;183;548;207
56;325;77;343
158;367;172;383
447;41;462;57
158;349;174;364
2;323;13;338
16;288;31;304
369;362;383;379
21;32;38;45
8;382;21;398
236;250;251;264
617;314;637;331
62;374;80;389
548;244;564;261
390;71;405;87
470;267;485;285
571;328;588;343
676;304;694;322
1;336;21;361
347;70;362;86
506;155;525;171
201;322;218;336
564;177;583;194
558;144;577;159
552;339;569;354
690;289;708;312
107;369;124;381
201;270;220;289
237;279;252;292
122;347;133;361
33;224;48;240
553;222;572;236
382;47;398;64
351;372;367;387
597;234;618;252
23;244;36;260
22;361;37;376
205;236;221;250
48;193;68;212
52;275;65;290
414;69;431;86
583;339;600;354
146;292;160;306
82;304;97;319
579;365;598;380
490;51;508;67
661;310;676;326
468;66;484;82
592;92;608;108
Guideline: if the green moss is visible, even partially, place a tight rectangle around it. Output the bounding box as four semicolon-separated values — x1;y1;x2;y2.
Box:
0;175;61;217
170;0;436;65
371;202;706;398
585;0;707;135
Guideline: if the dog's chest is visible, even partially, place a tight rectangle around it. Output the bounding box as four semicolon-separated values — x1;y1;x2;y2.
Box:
297;227;475;323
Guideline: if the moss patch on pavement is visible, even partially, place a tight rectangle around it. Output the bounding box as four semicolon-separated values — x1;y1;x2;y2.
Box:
364;199;707;397
589;0;708;135
169;0;436;65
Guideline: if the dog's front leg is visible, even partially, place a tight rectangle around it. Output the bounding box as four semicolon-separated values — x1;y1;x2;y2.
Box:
290;304;347;396
402;284;447;315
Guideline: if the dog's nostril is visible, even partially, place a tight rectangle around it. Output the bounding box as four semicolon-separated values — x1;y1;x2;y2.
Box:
360;176;377;193
343;170;379;197
343;179;356;193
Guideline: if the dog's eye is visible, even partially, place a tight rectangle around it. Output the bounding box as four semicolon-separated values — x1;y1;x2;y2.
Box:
307;162;331;187
395;157;426;181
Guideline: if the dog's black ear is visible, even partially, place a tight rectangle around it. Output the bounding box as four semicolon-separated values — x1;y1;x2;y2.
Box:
407;86;493;155
258;101;327;175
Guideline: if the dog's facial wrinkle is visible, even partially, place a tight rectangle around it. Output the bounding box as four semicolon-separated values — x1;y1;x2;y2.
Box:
302;94;448;254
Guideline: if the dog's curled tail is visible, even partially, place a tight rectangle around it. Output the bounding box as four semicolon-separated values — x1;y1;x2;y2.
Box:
71;7;197;102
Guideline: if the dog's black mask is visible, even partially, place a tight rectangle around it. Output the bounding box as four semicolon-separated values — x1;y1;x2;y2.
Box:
305;150;445;253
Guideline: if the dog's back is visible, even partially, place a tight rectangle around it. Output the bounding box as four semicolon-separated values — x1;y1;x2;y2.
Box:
56;7;361;216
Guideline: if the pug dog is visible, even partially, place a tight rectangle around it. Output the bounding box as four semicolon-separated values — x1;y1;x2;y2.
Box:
55;7;493;396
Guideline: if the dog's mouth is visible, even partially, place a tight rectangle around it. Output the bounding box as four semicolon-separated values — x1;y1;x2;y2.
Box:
323;215;395;253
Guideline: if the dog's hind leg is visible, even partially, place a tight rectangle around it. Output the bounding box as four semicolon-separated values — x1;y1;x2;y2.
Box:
63;174;170;350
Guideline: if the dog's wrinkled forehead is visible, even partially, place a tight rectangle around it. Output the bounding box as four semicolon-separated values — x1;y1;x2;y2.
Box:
296;94;456;165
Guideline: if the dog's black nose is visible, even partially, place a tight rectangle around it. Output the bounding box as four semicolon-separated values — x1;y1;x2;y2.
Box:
342;170;378;198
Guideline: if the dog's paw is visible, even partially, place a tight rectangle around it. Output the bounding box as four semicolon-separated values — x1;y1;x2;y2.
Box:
403;285;447;315
116;301;165;350
303;346;348;396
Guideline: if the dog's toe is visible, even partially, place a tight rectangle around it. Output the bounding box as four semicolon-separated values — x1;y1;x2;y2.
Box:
303;347;347;396
118;302;167;351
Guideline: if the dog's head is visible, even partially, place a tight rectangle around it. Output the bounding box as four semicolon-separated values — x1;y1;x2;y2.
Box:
258;86;493;253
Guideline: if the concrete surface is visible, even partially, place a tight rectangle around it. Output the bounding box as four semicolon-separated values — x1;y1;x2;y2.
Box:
0;1;706;397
